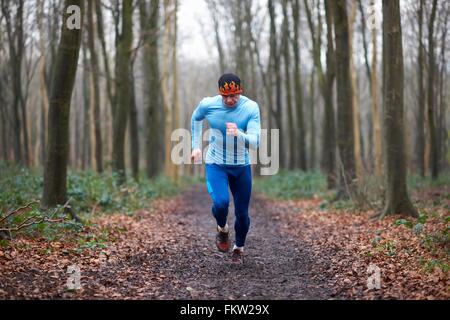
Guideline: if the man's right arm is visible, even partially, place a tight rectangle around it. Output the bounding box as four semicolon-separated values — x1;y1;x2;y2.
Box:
191;101;206;162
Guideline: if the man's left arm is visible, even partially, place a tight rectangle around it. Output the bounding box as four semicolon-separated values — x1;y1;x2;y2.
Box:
238;106;261;149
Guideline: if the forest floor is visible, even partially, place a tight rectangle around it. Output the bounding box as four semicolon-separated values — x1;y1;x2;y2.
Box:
0;185;448;300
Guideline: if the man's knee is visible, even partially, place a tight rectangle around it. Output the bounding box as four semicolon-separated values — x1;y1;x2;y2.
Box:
235;212;250;225
214;198;229;212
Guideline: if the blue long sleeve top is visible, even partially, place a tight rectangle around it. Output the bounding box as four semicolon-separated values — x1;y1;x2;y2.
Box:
191;95;261;165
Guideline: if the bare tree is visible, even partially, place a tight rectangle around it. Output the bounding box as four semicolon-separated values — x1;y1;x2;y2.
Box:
369;0;382;178
268;0;284;168
0;20;8;161
282;0;295;169
81;39;92;170
162;0;178;180
37;0;49;166
95;0;115;162
140;0;163;179
332;0;356;198
95;0;115;114
309;68;316;169
305;0;336;188
112;0;133;184
87;0;103;173
42;0;84;209
349;0;363;183
427;0;439;179
292;0;307;170
415;0;426;177
129;61;139;181
437;2;449;171
378;0;417;218
1;0;25;165
172;0;181;181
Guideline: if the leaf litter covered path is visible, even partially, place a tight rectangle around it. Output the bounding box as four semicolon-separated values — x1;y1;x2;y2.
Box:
1;185;448;299
0;186;331;299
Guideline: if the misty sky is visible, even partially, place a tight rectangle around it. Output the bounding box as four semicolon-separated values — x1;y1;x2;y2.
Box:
178;0;212;62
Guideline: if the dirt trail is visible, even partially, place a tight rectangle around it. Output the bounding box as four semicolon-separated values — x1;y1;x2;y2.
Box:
88;185;331;299
0;186;332;299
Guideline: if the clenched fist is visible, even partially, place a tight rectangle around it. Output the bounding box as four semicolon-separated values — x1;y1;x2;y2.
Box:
226;122;239;137
191;148;202;164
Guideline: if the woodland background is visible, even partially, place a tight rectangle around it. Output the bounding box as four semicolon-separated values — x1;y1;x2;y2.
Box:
0;0;448;300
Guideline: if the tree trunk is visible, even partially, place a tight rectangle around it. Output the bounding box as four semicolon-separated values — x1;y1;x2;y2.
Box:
349;0;363;183
87;0;103;173
0;14;5;161
358;0;382;177
140;0;163;179
309;70;316;170
74;91;82;169
437;8;448;171
305;0;336;188
379;0;417;218
358;0;371;170
129;69;139;181
415;0;426;177
248;7;270;175
172;0;181;182
38;0;49;167
427;0;438;179
112;0;133;185
0;25;5;161
324;0;337;188
0;81;7;161
1;0;23;165
18;2;30;168
370;0;382;178
95;0;115;116
42;0;84;208
16;1;30;166
282;0;295;170
162;0;175;179
95;0;114;161
292;0;306;170
82;42;91;170
48;1;61;98
268;0;284;169
332;0;356;199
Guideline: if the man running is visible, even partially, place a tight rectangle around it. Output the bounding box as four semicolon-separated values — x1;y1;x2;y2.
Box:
191;73;261;264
